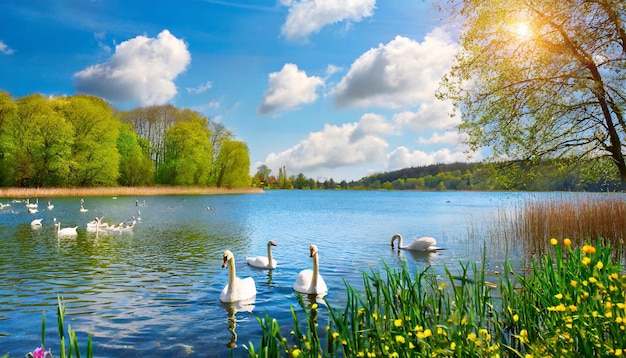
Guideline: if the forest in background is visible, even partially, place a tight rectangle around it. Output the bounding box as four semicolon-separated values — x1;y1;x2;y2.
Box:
253;158;623;192
0;91;251;188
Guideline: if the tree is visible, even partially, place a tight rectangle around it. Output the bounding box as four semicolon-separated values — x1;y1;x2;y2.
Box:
6;94;74;186
117;123;155;186
55;95;120;186
159;116;212;185
439;0;626;185
0;91;18;185
213;140;251;188
253;164;272;187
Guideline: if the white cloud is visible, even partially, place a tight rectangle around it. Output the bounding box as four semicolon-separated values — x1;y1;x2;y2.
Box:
258;63;324;115
392;99;460;131
281;0;376;40
349;113;394;142
332;28;456;108
417;131;461;145
0;40;15;55
386;146;473;171
73;30;190;106
186;81;213;94
264;116;389;173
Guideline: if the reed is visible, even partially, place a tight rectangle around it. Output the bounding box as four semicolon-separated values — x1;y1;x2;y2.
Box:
246;240;626;357
503;194;626;258
0;186;263;198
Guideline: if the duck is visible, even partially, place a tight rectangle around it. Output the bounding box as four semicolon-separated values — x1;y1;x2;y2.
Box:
220;250;257;303
293;244;328;296
246;240;278;269
390;233;442;252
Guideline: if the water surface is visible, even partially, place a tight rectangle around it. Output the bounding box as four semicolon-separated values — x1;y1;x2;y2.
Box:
1;190;538;356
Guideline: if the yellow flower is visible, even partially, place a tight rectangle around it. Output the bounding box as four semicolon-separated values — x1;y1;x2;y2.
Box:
467;333;477;342
525;354;533;358
367;352;376;358
372;313;378;320
569;305;577;312
394;319;403;327
437;327;443;335
596;261;604;270
582;257;591;265
311;303;318;310
357;352;365;358
555;293;563;300
513;314;519;322
551;238;558;245
571;280;578;288
332;332;340;339
409;342;415;349
423;329;432;338
450;342;456;350
395;335;406;344
589;277;598;283
582;245;596;254
563;238;572;246
389;352;399;358
616;349;623;356
292;349;302;358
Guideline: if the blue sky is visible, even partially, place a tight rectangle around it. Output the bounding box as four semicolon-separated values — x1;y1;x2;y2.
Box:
0;0;481;182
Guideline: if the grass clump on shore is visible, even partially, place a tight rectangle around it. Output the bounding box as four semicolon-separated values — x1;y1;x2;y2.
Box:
246;240;626;357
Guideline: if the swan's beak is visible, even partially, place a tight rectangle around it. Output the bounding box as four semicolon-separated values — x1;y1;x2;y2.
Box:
270;241;277;246
222;256;228;268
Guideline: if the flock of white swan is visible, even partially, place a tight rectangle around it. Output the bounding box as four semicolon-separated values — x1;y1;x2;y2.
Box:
219;234;441;304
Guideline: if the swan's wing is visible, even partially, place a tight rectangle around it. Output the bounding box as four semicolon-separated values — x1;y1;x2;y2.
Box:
406;236;437;251
315;275;328;295
293;269;313;293
246;256;269;268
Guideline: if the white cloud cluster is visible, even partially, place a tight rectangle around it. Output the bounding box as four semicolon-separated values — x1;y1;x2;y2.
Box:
386;146;474;172
0;40;15;55
332;29;456;108
264;114;388;173
73;30;190;106
281;0;376;40
258;63;324;115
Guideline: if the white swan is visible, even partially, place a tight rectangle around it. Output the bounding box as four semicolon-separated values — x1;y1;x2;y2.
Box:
293;244;328;296
80;205;88;212
31;218;43;226
246;240;278;269
220;250;257;303
54;219;78;237
391;233;441;252
47;201;54;210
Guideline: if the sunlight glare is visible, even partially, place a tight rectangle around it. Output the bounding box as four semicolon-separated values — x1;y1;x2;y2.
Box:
514;22;532;41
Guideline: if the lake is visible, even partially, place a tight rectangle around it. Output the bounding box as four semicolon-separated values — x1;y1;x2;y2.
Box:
0;190;545;357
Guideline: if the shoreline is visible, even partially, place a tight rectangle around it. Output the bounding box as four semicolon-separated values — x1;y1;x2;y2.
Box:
0;186;264;198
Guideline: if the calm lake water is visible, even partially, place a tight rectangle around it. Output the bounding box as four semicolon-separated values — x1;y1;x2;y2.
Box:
0;190;579;357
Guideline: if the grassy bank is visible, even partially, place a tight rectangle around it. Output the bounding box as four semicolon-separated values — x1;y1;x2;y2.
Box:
247;240;626;357
0;186;263;198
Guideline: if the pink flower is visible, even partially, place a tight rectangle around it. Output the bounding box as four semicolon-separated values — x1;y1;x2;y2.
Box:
31;347;51;358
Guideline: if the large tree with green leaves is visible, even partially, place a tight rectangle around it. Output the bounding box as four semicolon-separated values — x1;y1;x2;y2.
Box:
439;0;626;184
159;116;213;185
55;95;120;186
117;123;155;186
213;140;251;188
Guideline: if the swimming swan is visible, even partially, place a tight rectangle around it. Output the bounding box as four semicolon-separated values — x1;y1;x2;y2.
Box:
55;220;78;237
391;233;441;252
246;240;278;269
220;250;257;303
293;244;328;296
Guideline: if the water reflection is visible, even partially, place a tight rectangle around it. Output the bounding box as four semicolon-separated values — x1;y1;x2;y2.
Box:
222;297;255;349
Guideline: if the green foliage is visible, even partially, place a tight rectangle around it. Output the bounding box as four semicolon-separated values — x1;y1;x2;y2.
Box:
0;91;251;188
438;0;626;183
213;140;251;188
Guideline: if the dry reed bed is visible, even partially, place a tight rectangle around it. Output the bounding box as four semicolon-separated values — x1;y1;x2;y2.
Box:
507;194;626;257
0;186;264;198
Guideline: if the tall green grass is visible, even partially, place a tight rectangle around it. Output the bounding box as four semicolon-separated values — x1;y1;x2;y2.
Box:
246;240;626;357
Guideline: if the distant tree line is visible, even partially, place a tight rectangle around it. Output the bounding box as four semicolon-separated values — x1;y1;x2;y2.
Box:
0;91;251;188
253;159;623;192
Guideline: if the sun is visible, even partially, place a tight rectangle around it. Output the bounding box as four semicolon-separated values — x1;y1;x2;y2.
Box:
513;21;532;41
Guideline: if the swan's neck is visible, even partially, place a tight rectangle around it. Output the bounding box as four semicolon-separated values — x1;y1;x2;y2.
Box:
311;254;319;288
227;259;236;293
267;244;273;263
392;234;403;248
